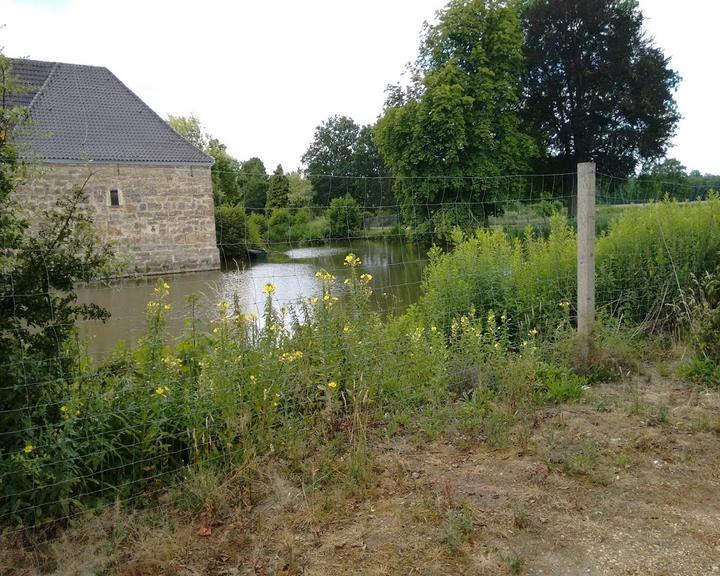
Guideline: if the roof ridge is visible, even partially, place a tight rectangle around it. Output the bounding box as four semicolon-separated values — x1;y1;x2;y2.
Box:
27;61;59;111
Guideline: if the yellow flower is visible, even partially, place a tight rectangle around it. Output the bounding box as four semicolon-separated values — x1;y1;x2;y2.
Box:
263;283;276;294
154;386;169;396
60;405;68;413
162;282;170;290
251;312;258;319
309;296;319;305
280;350;304;363
163;304;172;311
217;300;230;311
328;381;338;390
500;313;507;323
315;269;336;283
430;325;437;333
529;328;538;337
250;374;256;381
344;253;361;267
559;299;571;309
360;273;373;283
23;443;34;454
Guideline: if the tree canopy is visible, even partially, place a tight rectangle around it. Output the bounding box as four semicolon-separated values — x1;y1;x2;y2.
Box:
238;157;269;212
266;164;290;211
302;115;390;207
521;0;680;177
374;0;536;231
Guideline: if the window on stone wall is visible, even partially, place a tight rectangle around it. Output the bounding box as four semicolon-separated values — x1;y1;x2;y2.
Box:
109;189;120;207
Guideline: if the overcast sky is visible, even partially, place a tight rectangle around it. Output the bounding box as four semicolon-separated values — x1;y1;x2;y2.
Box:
1;0;718;174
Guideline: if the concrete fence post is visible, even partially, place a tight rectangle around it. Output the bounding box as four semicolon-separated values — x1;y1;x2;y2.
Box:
576;162;596;365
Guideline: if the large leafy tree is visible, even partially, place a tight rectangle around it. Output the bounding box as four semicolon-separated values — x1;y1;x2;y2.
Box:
374;0;536;231
522;0;680;178
302;115;390;207
266;164;290;211
302;115;358;205
238;157;269;212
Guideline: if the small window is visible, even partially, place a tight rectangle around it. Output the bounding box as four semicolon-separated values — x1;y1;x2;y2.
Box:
109;189;120;207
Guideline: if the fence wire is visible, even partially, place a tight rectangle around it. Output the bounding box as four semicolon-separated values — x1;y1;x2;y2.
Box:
1;169;718;553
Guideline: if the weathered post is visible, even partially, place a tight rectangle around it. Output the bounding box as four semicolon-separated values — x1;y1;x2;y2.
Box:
576;162;596;366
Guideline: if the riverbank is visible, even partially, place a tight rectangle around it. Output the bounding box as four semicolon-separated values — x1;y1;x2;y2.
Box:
76;239;427;358
5;353;719;575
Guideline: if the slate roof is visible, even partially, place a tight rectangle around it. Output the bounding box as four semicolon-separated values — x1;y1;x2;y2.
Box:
7;58;213;166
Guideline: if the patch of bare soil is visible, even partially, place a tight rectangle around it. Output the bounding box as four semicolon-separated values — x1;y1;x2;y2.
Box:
5;369;720;576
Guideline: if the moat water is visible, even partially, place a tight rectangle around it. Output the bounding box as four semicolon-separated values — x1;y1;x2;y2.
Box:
76;239;428;359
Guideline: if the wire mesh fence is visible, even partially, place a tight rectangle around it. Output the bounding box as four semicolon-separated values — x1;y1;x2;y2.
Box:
1;167;719;551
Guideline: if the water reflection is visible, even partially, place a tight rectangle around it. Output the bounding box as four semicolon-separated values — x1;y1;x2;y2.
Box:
77;240;427;359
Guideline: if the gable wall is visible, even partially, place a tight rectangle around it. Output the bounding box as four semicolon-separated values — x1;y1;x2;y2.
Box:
16;163;220;274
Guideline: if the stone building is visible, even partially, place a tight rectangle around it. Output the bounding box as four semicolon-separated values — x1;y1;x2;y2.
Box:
8;58;220;274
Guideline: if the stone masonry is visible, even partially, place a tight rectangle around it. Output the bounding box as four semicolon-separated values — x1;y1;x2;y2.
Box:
16;163;220;275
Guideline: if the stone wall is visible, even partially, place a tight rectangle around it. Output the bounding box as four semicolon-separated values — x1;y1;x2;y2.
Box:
15;163;220;275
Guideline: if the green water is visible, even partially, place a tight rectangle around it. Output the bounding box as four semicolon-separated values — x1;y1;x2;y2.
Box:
77;239;427;358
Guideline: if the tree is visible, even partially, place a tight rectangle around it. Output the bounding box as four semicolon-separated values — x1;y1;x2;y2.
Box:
328;194;362;238
374;0;536;231
166;115;242;205
351;125;393;208
207;138;242;205
287;171;314;208
266;164;290;211
636;158;688;199
522;0;680;178
302;116;391;207
1;54;115;456
167;114;208;151
302;115;359;205
238;157;269;212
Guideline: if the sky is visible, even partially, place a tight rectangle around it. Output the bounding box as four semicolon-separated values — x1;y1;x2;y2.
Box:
1;0;718;175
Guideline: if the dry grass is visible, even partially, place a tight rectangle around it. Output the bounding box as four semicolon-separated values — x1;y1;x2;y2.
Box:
3;367;720;576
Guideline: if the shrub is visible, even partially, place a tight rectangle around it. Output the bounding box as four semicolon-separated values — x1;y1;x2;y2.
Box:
596;195;720;327
418;214;575;335
328;194;362;238
419;197;720;336
215;205;263;256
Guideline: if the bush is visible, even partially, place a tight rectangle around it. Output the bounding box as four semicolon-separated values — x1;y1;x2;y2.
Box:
419;197;720;336
328;195;362;238
596;195;720;326
418;214;576;335
215;205;264;256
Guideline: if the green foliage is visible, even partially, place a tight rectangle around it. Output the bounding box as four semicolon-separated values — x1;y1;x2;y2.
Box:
208;138;242;205
166;115;242;205
419;214;575;335
420;197;720;336
522;0;680;177
266;164;290;211
287;171;314;208
678;266;720;386
375;0;535;232
596;195;720;326
0;54;116;523
302;116;390;207
166;114;208;151
238;157;269;211
328;194;362;238
214;205;264;256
